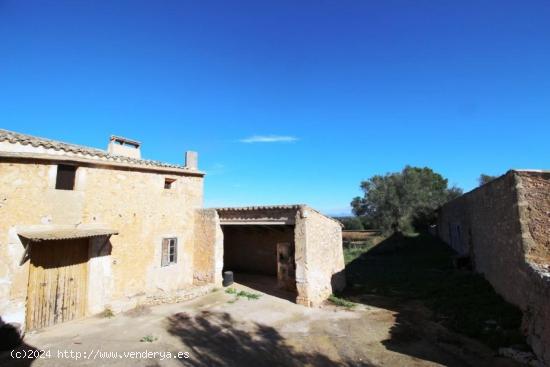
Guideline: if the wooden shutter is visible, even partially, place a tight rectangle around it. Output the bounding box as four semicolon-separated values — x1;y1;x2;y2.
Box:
161;239;169;267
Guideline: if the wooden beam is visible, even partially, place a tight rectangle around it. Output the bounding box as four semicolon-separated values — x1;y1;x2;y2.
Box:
220;220;294;225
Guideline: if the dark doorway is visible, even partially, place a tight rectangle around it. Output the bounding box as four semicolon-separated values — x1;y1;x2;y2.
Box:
222;224;297;301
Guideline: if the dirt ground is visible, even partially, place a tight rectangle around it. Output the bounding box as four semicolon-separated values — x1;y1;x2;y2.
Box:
1;279;522;367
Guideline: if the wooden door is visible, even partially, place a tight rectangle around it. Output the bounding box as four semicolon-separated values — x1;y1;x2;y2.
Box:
26;239;89;330
277;242;296;292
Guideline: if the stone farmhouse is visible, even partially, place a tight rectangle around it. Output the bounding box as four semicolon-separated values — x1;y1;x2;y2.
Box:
0;129;345;334
438;170;550;366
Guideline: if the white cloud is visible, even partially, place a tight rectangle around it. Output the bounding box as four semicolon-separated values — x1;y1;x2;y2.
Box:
239;135;298;143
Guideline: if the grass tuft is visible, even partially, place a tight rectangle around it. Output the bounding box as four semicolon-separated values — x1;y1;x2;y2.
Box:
225;287;237;294
101;307;114;318
225;287;261;300
328;294;356;308
236;290;261;300
140;335;158;343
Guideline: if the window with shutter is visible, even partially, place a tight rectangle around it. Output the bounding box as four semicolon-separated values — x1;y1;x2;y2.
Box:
161;237;177;267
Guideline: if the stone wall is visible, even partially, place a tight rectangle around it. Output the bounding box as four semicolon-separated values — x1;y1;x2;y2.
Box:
517;171;550;264
295;207;346;306
193;209;223;286
0;159;204;331
438;170;550;365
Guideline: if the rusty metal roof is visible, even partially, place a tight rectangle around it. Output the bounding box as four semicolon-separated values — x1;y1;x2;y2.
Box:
19;228;118;241
0;129;185;170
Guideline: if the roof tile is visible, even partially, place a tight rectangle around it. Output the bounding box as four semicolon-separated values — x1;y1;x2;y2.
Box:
0;129;188;170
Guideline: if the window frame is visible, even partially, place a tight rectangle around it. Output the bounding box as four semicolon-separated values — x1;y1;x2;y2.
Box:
164;178;176;190
161;237;178;267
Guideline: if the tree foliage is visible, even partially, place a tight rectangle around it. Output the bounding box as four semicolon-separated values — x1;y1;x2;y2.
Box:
334;216;365;230
351;166;462;233
478;174;498;186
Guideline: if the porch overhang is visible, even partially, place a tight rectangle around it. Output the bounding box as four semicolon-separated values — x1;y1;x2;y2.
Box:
18;227;118;242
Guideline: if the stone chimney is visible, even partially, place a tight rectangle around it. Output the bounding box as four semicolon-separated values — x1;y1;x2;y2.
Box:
185;151;198;170
108;136;141;159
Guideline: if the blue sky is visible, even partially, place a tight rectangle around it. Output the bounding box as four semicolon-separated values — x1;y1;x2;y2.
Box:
1;1;549;215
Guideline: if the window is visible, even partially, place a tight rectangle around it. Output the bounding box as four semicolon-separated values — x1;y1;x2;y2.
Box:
164;178;176;189
55;165;77;190
161;238;177;266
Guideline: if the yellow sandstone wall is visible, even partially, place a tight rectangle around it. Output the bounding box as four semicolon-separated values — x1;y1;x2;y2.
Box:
0;160;205;330
193;209;223;286
295;207;346;306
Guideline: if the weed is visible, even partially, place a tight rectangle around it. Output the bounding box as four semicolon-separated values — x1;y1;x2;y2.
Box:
101;307;114;318
225;287;237;294
236;290;261;300
225;287;260;300
328;294;356;308
140;335;158;343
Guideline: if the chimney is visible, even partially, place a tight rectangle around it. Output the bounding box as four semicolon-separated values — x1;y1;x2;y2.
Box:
185;151;198;170
108;136;141;159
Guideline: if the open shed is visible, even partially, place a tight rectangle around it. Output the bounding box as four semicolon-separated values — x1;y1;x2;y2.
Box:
216;205;346;306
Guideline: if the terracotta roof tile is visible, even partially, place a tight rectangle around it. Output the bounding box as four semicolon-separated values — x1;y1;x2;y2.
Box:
0;129;187;170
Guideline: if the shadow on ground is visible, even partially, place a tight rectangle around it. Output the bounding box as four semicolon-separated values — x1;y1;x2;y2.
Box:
0;318;39;367
231;272;297;302
167;310;373;367
343;232;526;367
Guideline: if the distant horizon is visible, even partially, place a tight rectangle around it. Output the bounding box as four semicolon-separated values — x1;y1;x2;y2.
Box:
1;1;549;215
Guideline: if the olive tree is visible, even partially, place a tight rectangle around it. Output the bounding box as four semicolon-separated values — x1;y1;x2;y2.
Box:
351;166;462;233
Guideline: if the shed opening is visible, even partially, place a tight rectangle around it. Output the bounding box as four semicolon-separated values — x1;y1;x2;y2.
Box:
221;224;297;301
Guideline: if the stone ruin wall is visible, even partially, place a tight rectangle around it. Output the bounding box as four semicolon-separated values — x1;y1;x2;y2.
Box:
438;170;550;365
515;171;550;365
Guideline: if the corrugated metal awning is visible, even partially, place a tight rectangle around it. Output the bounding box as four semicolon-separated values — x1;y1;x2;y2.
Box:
19;228;118;241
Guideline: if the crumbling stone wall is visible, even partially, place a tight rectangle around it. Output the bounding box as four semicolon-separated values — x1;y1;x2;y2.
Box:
438;170;550;365
295;207;346;306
